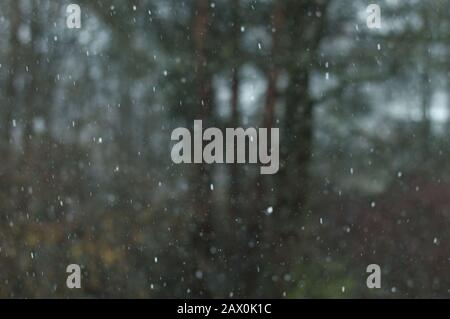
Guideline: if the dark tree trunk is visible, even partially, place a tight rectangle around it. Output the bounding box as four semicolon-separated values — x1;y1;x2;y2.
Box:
191;0;215;297
229;0;242;220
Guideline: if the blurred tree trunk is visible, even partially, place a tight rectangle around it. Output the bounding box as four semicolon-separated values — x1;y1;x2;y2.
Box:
229;0;242;219
115;93;134;208
3;0;21;150
244;0;285;297
23;3;39;155
19;2;41;217
284;70;313;212
420;6;432;160
1;0;21;215
262;0;284;130
282;0;328;215
191;0;214;297
194;0;212;114
272;0;328;296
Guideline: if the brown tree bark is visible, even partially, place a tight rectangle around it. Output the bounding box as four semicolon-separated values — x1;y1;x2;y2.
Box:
191;0;215;297
263;0;284;130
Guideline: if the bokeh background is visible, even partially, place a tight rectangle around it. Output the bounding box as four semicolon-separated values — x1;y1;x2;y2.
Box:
0;0;449;298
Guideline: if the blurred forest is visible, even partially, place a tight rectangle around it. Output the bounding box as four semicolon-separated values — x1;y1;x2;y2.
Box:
0;0;449;298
